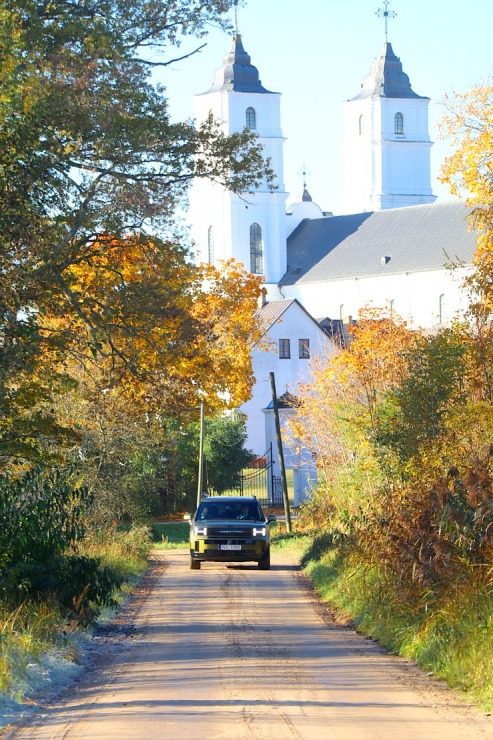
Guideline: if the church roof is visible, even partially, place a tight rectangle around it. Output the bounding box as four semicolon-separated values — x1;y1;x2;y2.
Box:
255;298;324;337
202;34;275;95
349;42;427;100
264;392;300;410
255;299;297;335
281;201;477;285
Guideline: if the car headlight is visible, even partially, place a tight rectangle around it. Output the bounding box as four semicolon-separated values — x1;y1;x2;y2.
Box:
253;527;266;537
194;525;207;536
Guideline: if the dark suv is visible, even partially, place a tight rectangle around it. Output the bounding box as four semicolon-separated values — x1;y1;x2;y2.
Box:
186;496;275;570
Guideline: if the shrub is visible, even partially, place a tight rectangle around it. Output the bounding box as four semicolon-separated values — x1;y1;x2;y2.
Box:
0;467;123;620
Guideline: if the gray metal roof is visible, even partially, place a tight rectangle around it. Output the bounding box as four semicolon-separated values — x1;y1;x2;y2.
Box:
201;34;275;95
281;201;477;286
349;42;427;100
255;298;325;337
255;299;297;335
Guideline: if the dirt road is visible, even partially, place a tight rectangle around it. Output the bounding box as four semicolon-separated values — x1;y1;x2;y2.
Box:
6;550;493;739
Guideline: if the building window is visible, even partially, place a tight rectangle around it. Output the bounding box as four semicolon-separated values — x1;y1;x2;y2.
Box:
358;114;364;135
439;293;445;324
250;223;264;274
395;112;404;134
299;339;310;359
207;226;214;264
246;107;256;129
279;339;290;359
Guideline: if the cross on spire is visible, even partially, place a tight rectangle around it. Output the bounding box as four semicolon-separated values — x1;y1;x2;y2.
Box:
376;1;397;42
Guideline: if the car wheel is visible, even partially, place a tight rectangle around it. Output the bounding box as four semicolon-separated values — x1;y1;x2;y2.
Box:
191;559;201;570
258;551;270;570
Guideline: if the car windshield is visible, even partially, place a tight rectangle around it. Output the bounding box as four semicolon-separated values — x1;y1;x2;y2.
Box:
196;501;263;521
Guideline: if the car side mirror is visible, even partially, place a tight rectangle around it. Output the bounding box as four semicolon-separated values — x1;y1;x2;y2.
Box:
183;513;191;521
267;514;277;522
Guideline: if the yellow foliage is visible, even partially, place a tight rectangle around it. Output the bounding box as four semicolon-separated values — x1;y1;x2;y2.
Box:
39;237;263;419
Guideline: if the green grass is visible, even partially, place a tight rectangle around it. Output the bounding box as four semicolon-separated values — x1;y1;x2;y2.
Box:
0;524;154;712
150;521;189;548
271;529;313;559
299;537;493;712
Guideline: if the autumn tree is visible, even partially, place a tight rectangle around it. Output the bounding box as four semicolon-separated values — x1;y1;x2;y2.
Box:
292;308;415;529
440;81;493;401
0;0;272;467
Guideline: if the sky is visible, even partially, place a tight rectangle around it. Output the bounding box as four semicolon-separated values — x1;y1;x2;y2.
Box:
160;0;493;215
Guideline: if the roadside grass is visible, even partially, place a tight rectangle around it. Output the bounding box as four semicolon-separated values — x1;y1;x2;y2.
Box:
0;524;153;722
300;538;493;712
271;528;313;560
150;521;189;549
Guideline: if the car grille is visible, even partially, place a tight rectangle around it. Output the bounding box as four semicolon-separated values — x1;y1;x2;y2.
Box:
206;526;253;539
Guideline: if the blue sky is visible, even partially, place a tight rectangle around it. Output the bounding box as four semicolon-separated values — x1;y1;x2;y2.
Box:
160;0;493;214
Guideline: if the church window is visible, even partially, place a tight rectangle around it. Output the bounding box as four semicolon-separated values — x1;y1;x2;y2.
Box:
395;112;404;134
250;223;264;274
246;107;256;129
279;339;290;359
299;339;310;359
358;114;364;135
207;226;214;264
439;293;445;324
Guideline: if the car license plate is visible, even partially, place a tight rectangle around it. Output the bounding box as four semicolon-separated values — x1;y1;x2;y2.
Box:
220;544;241;551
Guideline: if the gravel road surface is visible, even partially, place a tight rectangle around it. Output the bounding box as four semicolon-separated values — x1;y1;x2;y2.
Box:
5;550;493;739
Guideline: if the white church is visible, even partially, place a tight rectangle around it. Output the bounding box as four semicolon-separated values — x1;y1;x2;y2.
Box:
189;29;478;503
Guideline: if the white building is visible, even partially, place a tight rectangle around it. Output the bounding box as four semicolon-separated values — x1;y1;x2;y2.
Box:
340;42;436;214
188;32;478;501
190;34;287;286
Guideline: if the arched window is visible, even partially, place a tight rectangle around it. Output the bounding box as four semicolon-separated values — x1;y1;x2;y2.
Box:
246;107;256;129
250;223;264;274
439;294;445;324
394;112;404;134
358;114;364;135
207;226;214;264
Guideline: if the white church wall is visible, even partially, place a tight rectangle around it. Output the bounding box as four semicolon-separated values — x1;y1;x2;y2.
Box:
191;83;288;284
190;179;233;264
241;302;334;456
382;100;429;138
382;141;433;196
341;97;374;214
341;90;434;213
282;266;471;329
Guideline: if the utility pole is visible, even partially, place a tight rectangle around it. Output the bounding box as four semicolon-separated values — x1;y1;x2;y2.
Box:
196;401;205;507
269;372;292;533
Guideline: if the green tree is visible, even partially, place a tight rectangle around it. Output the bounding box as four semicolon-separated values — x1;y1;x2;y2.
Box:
0;467;122;618
0;0;273;468
176;412;253;506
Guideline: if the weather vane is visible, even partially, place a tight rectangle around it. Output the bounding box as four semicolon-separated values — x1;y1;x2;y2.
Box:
376;1;397;42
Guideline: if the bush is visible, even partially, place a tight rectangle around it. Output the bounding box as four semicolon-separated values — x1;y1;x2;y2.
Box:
0;467;123;620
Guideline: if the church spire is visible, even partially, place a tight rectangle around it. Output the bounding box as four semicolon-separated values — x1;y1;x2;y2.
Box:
350;41;427;100
203;34;274;94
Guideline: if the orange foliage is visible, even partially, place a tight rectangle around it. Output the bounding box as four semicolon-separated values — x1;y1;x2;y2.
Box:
40;237;263;417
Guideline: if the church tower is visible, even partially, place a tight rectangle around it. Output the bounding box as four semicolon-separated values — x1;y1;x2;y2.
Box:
340;39;436;214
190;34;287;288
